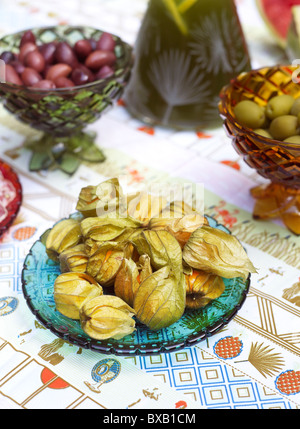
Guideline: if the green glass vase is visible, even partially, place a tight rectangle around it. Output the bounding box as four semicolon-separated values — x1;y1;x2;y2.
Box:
125;0;251;129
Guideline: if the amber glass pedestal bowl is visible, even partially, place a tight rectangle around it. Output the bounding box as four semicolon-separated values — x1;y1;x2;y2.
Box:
0;26;133;174
219;65;300;235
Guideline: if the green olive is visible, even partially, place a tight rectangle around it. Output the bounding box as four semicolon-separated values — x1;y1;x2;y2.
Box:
233;100;266;129
283;135;300;144
290;98;300;116
254;128;273;138
269;115;299;140
265;94;295;120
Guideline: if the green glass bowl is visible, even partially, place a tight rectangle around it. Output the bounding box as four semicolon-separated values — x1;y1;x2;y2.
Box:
0;26;133;173
21;215;250;356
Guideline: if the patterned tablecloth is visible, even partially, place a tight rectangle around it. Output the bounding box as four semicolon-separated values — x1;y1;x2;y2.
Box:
0;0;299;411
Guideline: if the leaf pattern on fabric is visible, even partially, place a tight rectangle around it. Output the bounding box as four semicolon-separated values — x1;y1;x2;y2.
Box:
247;342;285;378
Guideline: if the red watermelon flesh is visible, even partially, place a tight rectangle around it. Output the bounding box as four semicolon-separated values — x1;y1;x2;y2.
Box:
257;0;300;46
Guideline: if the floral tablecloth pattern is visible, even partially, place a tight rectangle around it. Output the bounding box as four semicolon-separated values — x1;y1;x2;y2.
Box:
0;0;299;410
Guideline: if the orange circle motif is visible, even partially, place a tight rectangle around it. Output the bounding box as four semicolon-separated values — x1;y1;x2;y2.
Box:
40;368;69;389
276;370;300;396
13;226;37;241
213;336;243;359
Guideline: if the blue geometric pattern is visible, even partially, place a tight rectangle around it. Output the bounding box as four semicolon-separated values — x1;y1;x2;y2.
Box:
0;236;297;409
130;347;296;409
0;243;22;294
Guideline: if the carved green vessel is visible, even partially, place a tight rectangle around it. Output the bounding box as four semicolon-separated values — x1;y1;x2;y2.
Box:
125;0;251;129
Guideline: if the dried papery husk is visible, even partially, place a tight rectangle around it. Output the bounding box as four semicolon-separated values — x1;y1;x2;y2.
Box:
84;237;101;257
183;261;193;276
59;244;88;273
136;254;152;283
133;265;186;330
131;230;183;276
185;269;225;309
81;216;142;242
54;272;103;320
46;218;82;262
114;254;153;307
86;241;133;287
149;213;208;247
183;225;257;280
76;178;124;218
83;227;143;257
126;191;168;226
80;295;136;340
114;258;140;307
76;185;99;218
162;200;199;218
115;227;145;244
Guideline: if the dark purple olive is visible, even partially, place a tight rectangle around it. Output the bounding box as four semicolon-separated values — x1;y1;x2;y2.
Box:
19;42;37;63
85;50;116;70
24;50;45;73
55;42;77;67
88;38;98;51
71;68;89;86
30;79;56;89
5;64;23;85
10;60;25;75
97;32;116;52
76;63;95;82
95;65;114;79
45;63;72;81
43;64;51;79
54;76;75;88
0;51;16;64
20;30;36;47
39;42;57;65
74;39;92;61
21;67;42;86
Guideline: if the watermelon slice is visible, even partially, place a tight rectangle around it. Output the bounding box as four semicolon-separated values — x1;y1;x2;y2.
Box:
256;0;300;47
286;6;300;60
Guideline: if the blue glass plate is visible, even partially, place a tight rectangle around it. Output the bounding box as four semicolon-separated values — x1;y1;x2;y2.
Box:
21;216;250;356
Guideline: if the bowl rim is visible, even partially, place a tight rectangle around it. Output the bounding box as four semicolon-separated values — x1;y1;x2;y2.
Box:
0;25;133;94
219;64;300;151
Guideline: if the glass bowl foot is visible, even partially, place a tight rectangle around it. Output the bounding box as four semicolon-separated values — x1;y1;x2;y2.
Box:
25;130;105;175
251;183;300;235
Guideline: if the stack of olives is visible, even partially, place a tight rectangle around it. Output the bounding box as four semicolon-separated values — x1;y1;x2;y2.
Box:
0;29;117;89
233;94;300;144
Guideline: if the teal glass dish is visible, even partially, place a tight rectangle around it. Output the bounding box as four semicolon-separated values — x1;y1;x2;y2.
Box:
21;216;250;356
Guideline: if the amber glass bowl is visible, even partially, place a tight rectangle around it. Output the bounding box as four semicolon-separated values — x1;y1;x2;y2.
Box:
219;65;300;234
0;26;133;174
219;65;300;189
